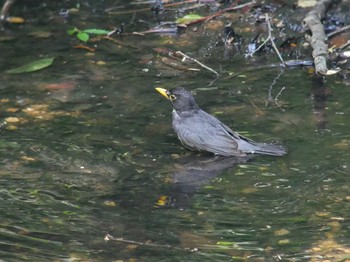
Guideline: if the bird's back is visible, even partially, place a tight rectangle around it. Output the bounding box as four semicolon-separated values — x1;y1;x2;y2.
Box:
172;109;245;156
172;108;286;156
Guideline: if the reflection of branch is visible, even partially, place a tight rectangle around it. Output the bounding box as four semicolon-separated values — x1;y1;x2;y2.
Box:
302;0;332;75
266;70;286;110
246;96;263;115
311;78;328;130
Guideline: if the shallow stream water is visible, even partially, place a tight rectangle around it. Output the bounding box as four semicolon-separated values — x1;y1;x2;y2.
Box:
1;1;350;261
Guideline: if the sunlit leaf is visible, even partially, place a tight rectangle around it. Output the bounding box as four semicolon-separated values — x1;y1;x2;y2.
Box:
21;156;36;161
6;57;54;74
4;117;20;123
297;0;317;7
176;14;203;24
278;239;290;245
274;228;290;236
326;68;341;75
82;28;110;35
63;211;76;215
216;241;235;246
103;200;117;207
6;108;20;113
6;16;25;23
154;195;171;208
77;31;89;42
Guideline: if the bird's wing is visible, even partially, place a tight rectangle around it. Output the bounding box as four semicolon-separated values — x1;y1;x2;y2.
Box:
173;110;244;156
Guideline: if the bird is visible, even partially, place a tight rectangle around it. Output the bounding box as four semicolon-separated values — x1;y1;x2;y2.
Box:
155;87;287;157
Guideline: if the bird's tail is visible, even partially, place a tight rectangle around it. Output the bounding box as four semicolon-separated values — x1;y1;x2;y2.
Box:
251;142;287;156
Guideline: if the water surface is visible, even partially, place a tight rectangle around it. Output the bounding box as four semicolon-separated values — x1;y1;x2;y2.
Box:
1;1;350;261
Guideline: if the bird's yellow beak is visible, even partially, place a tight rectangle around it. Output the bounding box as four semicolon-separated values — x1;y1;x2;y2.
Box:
155;87;170;100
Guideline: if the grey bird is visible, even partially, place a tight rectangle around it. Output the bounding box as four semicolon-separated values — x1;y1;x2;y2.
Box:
155;87;287;157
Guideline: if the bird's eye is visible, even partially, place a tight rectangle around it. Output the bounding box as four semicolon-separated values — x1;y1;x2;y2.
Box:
169;94;177;101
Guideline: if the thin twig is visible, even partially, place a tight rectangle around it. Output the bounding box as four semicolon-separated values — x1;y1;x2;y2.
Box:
265;14;285;65
175;51;219;76
0;0;15;21
248;14;285;66
266;70;284;105
251;36;270;55
246;96;264;115
104;234;171;248
327;23;350;38
132;27;178;35
275;86;286;101
265;70;286;110
338;40;350;50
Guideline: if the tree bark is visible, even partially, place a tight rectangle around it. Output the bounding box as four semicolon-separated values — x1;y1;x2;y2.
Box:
302;0;333;76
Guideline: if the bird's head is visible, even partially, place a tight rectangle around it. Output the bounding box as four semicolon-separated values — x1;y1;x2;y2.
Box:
155;87;199;113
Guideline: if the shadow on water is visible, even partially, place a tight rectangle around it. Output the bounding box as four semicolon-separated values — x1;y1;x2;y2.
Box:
167;154;251;209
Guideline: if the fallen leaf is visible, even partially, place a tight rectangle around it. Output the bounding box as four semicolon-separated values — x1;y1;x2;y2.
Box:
21;156;36;161
278;239;290;245
5;117;20;123
275;228;290;236
103;200;117;207
6;108;20;113
6;125;17;130
6;16;25;23
40;82;76;90
73;45;96;52
176;14;203;24
6;57;54;74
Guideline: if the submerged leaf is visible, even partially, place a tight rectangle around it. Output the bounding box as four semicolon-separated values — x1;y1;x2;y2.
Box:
176;14;203;24
82;28;110;35
216;241;235;246
6;57;54;74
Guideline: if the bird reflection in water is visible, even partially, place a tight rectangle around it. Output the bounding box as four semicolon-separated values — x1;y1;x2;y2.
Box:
155;154;251;209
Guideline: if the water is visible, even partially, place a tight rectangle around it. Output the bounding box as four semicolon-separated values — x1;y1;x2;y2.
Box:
1;1;350;261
